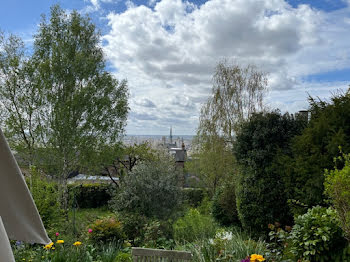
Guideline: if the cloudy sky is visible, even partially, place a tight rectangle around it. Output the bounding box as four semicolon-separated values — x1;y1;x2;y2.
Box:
1;0;350;135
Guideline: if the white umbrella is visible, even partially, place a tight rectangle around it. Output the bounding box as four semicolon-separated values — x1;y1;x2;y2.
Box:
0;129;51;261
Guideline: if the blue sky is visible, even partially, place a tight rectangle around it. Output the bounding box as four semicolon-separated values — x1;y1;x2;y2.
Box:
1;0;350;135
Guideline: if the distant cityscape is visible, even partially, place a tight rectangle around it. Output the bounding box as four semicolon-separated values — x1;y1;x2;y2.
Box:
123;134;194;156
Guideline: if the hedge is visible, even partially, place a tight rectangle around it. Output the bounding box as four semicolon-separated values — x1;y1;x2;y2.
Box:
68;183;113;208
182;188;207;207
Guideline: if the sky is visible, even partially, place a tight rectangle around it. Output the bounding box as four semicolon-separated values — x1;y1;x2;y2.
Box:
1;0;350;135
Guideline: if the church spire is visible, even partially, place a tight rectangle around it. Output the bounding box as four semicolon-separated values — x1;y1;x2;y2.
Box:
170;126;173;144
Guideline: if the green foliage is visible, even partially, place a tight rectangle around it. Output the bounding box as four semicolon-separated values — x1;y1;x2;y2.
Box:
234;111;304;236
182;229;268;262
116;212;148;245
325;152;350;241
114;252;131;262
266;223;294;261
13;241;121;262
111;156;181;219
186;135;236;195
0;33;42;162
288;90;350;208
69;183;112;209
88;217;125;244
143;220;175;249
85;142;156;186
197;61;268;143
182;188;207;207
27;166;61;229
173;208;217;243
212;180;240;226
289;206;348;261
2;5;129;213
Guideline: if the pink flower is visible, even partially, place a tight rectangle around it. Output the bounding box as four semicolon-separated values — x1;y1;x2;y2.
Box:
55;232;60;237
88;229;92;233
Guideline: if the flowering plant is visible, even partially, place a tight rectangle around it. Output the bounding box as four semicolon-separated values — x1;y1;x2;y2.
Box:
241;254;265;262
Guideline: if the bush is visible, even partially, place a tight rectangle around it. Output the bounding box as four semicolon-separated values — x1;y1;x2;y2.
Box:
117;212;148;245
69;183;112;208
26;166;61;228
110;156;181;219
182;188;207;207
143;220;175;249
234;111;302;236
114;252;131;262
88;216;125;244
173;208;217;243
287;90;350;208
325;152;350;241
289;206;348;261
212;181;240;226
117;212;174;248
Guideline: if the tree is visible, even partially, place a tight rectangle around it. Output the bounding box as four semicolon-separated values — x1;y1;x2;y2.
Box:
0;33;44;164
212;178;240;226
110;154;181;219
34;5;129;210
325;152;350;241
198;60;268;143
185;135;236;195
288;89;350;208
83;141;156;187
234;111;304;236
1;6;129;212
188;61;267;194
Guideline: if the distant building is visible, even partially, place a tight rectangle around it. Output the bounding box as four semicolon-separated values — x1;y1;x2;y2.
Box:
162;127;188;186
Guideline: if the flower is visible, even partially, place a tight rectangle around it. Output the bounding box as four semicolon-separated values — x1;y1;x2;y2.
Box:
44;242;54;250
250;254;265;262
88;228;93;233
73;241;82;246
56;240;64;244
285;225;292;232
241;259;250;262
55;232;60;237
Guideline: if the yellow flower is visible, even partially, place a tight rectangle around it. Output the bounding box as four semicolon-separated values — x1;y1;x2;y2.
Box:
250;254;265;262
44;242;54;250
56;240;64;244
73;241;82;246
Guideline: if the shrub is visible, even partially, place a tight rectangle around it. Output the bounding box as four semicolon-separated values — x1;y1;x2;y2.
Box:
325;152;350;241
212;181;240;226
234;111;302;236
110;156;181;219
173;208;217;243
117;212;148;245
289;206;348;261
182;188;207;207
143;220;175;249
69;183;112;208
88;216;125;244
26;166;61;228
287;91;350;208
114;252;131;262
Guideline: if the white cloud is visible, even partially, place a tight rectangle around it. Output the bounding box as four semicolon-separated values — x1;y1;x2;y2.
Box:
103;0;350;135
82;0;119;13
